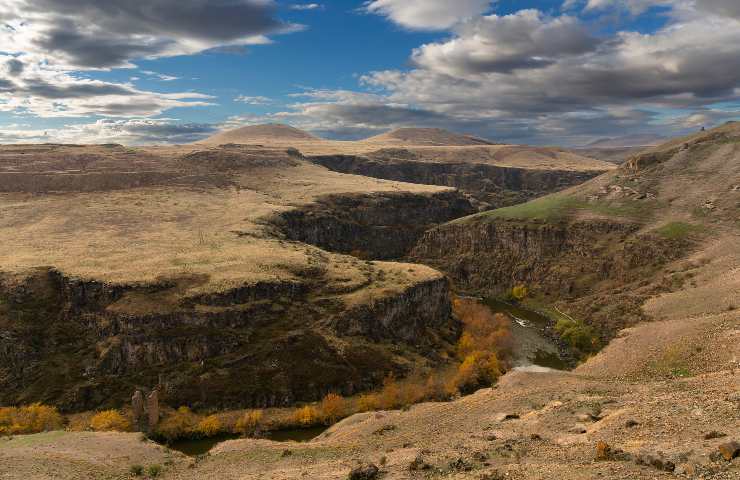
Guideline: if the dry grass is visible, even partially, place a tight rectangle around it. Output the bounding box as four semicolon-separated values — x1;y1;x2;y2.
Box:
198;125;614;171
0;144;446;311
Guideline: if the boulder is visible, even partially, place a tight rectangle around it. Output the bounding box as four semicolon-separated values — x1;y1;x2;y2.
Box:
718;441;740;461
348;463;379;480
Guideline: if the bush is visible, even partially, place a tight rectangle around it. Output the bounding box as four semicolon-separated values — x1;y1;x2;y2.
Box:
454;299;513;361
129;465;144;476
555;318;599;355
319;393;346;425
0;403;64;435
378;375;401;410
147;465;162;478
510;285;528;302
155;406;198;442
292;406;320;427
196;415;222;437
356;394;379;413
448;351;502;395
90;410;131;432
234;410;263;436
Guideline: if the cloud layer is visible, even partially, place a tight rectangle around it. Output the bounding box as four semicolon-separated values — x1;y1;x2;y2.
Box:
365;0;492;30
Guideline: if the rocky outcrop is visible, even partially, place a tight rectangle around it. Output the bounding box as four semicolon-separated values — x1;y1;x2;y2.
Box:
0;267;458;411
274;190;475;259
412;217;692;337
309;153;603;210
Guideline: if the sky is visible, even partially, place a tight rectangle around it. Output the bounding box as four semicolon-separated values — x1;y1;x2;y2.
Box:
0;0;739;146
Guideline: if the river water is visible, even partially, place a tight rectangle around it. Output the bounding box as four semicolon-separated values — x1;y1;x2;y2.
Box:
168;425;329;456
484;298;569;371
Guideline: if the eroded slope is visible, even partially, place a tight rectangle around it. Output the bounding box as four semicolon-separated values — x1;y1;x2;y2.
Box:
0;144;471;410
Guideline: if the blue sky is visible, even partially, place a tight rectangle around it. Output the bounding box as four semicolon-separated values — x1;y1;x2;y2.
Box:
0;0;739;145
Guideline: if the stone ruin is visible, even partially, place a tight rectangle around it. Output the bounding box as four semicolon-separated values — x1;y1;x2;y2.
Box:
131;388;160;433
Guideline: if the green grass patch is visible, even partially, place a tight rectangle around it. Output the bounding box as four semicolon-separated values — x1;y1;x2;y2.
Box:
462;193;658;224
655;222;699;240
470;195;580;221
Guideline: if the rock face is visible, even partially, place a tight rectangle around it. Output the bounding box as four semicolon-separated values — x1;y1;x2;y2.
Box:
412;217;690;337
275;190;475;259
0;267;458;412
309;153;602;210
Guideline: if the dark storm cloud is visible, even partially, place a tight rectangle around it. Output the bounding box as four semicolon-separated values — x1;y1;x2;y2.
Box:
7;0;288;68
29;0;282;41
695;0;740;19
23;79;135;99
5;58;24;76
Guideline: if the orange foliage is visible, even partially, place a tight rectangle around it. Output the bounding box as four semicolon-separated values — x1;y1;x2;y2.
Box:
319;393;346;424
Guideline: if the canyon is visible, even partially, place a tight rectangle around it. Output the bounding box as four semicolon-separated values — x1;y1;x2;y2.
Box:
1;124;738;480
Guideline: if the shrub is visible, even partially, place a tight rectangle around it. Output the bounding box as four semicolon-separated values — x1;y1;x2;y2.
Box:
0;403;64;435
292;406;320;427
147;465;162;478
319;393;346;425
234;410;263;436
555;318;599;355
155;406;198;442
454;299;513;361
378;375;401;410
448;351;502;395
90;410;131;432
356;394;379;413
510;285;528;302
196;415;222;437
129;465;144;476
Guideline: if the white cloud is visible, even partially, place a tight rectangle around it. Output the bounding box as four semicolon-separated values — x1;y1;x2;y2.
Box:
234;95;273;105
364;0;491;30
412;10;598;75
290;3;323;10
0;118;218;144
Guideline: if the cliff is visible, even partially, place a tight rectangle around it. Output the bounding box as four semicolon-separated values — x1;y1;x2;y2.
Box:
309;152;603;210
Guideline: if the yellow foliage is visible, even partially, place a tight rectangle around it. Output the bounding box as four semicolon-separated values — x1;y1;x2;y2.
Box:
356;394;379;412
90;410;131;432
156;406;198;442
456;331;476;358
196;415;222;437
511;285;528;302
234;410;263;435
378;375;401;410
319;393;346;425
292;406;320;427
0;403;63;435
449;351;503;395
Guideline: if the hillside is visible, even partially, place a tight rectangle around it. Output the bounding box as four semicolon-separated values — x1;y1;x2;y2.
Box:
202;124;614;210
0;143;475;411
364;127;496;146
4;127;738;478
202;124;319;145
414;122;739;336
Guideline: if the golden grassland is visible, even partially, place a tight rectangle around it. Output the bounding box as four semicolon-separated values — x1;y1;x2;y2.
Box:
198;125;614;171
0;144;447;307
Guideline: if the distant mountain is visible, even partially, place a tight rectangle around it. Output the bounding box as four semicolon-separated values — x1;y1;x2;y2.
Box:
365;128;496;146
583;134;667;148
201;124;319;144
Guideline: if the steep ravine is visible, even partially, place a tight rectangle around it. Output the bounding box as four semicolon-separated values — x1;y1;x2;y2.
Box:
309;152;603;210
273;190;475;259
0;265;458;411
0;190;474;412
411;217;693;339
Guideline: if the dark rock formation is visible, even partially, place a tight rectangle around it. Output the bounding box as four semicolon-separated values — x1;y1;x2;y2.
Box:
412;217;692;338
309;152;603;210
274;190;475;260
0;267;458;411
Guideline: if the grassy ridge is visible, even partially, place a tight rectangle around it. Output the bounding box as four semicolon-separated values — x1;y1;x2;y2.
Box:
456;193;659;223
